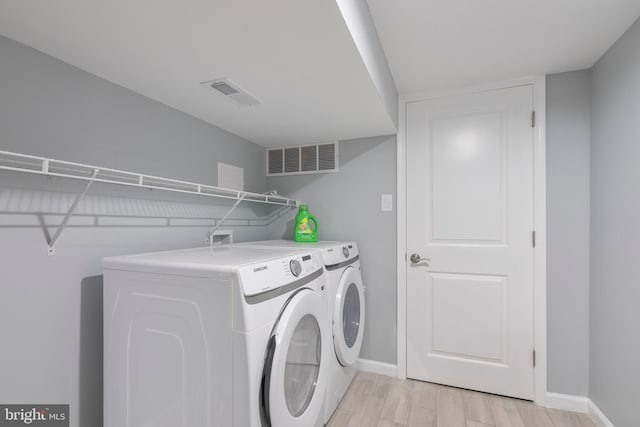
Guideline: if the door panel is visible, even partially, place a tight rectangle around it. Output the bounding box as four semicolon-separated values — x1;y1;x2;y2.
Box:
431;273;506;363
406;85;534;399
432;112;505;242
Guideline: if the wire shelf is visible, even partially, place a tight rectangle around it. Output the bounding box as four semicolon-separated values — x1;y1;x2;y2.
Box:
0;150;299;254
0;150;298;206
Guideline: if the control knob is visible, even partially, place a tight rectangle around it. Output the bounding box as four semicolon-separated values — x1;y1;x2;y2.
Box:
342;246;350;258
289;259;302;277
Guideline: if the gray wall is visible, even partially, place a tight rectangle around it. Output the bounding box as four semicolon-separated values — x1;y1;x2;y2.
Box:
266;135;397;364
589;17;640;427
545;71;591;396
0;35;271;427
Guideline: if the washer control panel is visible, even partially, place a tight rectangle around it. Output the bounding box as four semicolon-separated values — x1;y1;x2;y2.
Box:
239;252;322;297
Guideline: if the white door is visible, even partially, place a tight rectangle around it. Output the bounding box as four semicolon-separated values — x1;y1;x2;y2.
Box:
262;288;329;427
406;85;535;399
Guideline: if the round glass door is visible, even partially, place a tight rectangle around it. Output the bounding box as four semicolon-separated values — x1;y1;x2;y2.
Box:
333;266;365;366
284;314;321;416
342;283;361;348
265;288;329;427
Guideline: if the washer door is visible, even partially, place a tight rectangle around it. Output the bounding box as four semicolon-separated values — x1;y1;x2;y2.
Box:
333;266;365;366
261;289;329;427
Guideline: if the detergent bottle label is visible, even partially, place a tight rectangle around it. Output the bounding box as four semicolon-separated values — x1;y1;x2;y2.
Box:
298;218;312;233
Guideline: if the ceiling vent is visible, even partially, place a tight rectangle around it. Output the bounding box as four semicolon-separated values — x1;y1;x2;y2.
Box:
267;142;338;176
201;78;261;106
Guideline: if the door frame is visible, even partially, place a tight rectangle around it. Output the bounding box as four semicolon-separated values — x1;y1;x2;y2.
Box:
396;76;547;405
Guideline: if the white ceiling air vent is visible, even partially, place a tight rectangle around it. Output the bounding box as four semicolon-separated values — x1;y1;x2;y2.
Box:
267;142;338;176
201;78;261;106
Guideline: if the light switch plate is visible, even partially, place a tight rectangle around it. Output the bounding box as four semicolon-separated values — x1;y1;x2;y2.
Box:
381;194;393;212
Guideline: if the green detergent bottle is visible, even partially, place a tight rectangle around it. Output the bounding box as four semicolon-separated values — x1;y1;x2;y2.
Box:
294;205;318;242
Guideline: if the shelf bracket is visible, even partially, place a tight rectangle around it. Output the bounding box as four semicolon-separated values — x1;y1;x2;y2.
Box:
207;192;248;242
47;169;99;255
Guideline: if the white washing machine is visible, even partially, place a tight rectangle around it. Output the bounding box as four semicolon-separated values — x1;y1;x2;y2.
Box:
103;245;330;427
238;240;365;424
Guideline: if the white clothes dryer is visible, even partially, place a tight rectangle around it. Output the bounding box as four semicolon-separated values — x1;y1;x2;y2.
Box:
103;245;330;427
238;240;365;424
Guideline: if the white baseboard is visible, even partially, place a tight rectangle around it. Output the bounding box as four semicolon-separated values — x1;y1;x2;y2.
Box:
546;392;589;413
357;358;397;378
588;400;615;427
546;393;614;427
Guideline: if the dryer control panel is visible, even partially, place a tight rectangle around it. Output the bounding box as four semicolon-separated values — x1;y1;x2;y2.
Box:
321;242;359;267
238;252;322;297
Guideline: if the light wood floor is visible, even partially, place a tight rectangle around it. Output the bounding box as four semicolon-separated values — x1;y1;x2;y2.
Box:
327;372;597;427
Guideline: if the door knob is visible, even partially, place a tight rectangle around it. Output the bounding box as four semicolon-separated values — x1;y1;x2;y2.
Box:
410;254;429;265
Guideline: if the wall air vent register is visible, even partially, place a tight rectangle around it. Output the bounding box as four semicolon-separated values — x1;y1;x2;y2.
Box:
267;142;338;176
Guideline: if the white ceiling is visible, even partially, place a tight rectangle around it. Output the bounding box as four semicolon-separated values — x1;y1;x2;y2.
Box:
367;0;640;94
2;1;639;147
0;1;396;147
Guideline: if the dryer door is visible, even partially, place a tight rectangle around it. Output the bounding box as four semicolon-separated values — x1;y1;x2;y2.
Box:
333;266;365;366
261;288;329;427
